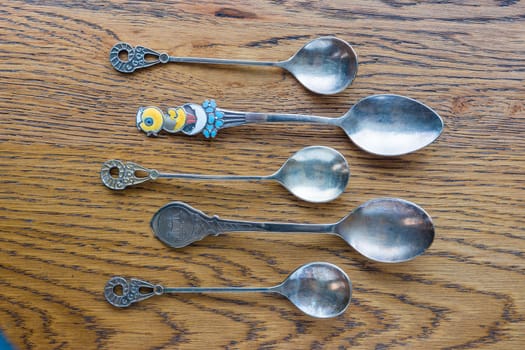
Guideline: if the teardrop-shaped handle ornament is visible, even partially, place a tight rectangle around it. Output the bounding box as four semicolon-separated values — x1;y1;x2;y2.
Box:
110;43;170;73
100;160;159;190
105;276;163;307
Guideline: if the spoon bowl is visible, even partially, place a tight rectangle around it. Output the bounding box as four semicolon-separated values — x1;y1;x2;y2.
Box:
278;262;352;318
283;36;358;95
336;198;435;263
274;146;349;203
342;94;444;156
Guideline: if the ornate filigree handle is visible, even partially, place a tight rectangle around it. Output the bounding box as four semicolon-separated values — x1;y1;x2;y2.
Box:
104;277;164;308
110;43;170;73
110;41;281;74
100;160;159;190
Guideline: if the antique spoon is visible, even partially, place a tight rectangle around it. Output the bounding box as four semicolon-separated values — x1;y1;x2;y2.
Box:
100;146;349;203
110;36;358;95
136;94;443;156
151;198;434;263
104;262;352;318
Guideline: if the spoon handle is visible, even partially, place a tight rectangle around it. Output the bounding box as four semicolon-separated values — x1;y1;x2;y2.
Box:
137;100;339;139
217;219;334;234
168;56;280;67
110;43;281;73
100;160;267;190
104;276;276;308
151;202;335;248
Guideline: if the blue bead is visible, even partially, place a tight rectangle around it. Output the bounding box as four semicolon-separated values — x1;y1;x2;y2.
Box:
210;100;216;108
206;124;214;131
203;129;210;138
206;107;214;113
211;129;217;138
208;114;215;123
215;111;223;118
215;120;224;128
202;100;209;107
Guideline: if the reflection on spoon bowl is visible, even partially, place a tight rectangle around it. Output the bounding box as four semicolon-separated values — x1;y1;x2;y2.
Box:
341;94;444;156
282;36;358;95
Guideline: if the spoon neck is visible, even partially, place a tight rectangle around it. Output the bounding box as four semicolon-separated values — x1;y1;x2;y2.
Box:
169;56;280;67
158;173;267;181
266;222;336;233
163;286;277;294
213;216;336;234
243;112;340;126
208;107;341;132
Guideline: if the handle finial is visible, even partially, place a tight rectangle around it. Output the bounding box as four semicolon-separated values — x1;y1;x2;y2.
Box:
100;160;158;190
104;277;163;308
110;42;169;73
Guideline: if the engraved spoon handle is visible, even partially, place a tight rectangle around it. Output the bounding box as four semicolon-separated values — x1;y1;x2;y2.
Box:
100;160;270;190
151;202;336;249
104;277;279;308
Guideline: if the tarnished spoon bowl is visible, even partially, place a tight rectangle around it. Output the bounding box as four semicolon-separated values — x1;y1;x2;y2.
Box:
283;36;358;94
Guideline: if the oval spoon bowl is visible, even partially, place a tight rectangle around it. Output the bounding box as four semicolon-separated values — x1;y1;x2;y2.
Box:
342;94;444;156
285;36;358;95
336;198;435;263
275;146;350;203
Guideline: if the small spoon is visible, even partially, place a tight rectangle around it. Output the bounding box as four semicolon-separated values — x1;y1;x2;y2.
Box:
151;198;435;263
100;146;349;203
136;94;443;156
110;36;358;95
104;262;352;318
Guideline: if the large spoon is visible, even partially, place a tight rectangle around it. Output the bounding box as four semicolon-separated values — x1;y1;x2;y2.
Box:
151;198;435;263
100;146;349;203
104;262;352;318
136;94;443;156
110;36;358;95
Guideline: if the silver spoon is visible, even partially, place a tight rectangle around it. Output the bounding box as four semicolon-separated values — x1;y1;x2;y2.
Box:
151;198;434;263
110;36;358;95
100;146;349;203
104;262;352;318
136;94;443;156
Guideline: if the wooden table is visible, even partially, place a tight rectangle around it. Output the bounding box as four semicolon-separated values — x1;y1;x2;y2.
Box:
1;1;524;349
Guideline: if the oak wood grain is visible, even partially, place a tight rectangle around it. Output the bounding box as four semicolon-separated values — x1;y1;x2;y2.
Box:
1;1;524;349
